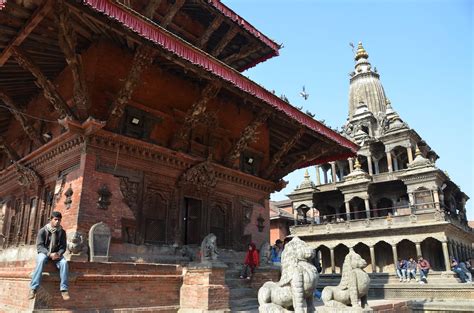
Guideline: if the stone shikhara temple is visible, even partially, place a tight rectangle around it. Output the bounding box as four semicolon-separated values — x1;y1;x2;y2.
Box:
0;0;357;311
289;43;473;300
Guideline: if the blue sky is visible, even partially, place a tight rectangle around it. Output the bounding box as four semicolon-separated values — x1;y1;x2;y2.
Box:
222;0;473;218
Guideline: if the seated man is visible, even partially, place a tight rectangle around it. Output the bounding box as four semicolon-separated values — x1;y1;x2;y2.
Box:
406;257;417;281
28;211;70;300
451;257;470;283
396;258;408;282
270;239;283;266
417;256;431;284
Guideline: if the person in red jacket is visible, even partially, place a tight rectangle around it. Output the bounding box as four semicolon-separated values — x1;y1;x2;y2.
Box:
240;242;259;280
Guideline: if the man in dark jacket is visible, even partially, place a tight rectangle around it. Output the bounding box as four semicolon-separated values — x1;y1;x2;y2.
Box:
28;211;69;300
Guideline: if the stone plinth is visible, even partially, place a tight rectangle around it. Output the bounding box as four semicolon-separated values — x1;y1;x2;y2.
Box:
317;306;373;313
179;262;230;313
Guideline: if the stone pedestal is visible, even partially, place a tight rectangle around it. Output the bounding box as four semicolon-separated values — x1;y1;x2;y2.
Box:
317;306;373;313
179;262;230;313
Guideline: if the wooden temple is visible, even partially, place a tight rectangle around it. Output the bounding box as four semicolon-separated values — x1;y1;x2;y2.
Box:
0;1;357;310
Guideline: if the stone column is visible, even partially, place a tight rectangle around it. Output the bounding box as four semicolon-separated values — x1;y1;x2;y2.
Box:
448;241;454;259
416;242;422;258
442;241;450;271
348;158;354;173
293;209;298;226
370;245;376;273
315;165;321;185
386;151;393;173
433;189;440;209
374;160;380;174
393;157;399;171
330;162;337;183
323;167;328;184
311;208;315;225
345;201;351;221
364;198;371;219
392;244;398;270
367;155;374;175
407;146;413;163
330;248;335;274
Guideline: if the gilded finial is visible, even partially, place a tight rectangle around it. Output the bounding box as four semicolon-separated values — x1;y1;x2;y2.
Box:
355;42;369;61
415;145;422;157
354;158;362;170
304;168;310;179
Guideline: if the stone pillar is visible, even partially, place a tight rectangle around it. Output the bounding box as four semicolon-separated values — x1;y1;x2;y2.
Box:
367;155;374;175
364;198;371;218
433;189;440;209
330;162;337;183
179;263;230;313
374;160;380;174
393;157;399;171
416;242;422;258
370;245;376;273
330;248;335;274
442;241;450;271
323;167;328;184
311;208;315;225
407;146;413;163
448;241;454;259
348;158;354;173
386;151;393;173
345;201;351;221
392;244;398;270
338;166;344;181
315;165;321;185
293;209;298;226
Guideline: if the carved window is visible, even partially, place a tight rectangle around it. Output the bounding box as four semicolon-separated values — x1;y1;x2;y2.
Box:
120;106;161;140
240;152;261;176
143;191;167;244
210;205;226;247
414;188;433;210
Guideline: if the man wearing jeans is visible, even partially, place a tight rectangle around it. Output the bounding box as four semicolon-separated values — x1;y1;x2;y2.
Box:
28;211;70;300
417;256;431;284
396;258;408;282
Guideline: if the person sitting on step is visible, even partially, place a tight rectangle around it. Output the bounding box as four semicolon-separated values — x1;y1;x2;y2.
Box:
240;242;259;280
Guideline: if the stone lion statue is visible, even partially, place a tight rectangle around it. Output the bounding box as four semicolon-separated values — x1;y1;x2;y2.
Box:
200;233;218;262
258;237;318;313
321;250;370;309
67;231;87;255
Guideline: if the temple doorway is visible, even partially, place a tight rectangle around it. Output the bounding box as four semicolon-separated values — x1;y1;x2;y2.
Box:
184;197;202;245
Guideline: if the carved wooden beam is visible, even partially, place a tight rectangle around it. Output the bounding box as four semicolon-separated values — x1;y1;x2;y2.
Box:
271;145;327;180
11;46;76;120
0;0;54;67
56;0;90;121
198;16;224;49
223;43;262;65
0;136;19;161
161;0;185;28
212;26;239;57
172;83;221;151
263;126;305;179
143;0;163;19
0;90;45;146
225;109;271;166
107;45;157;130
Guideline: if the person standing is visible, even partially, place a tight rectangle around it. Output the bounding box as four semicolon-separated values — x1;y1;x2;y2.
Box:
28;211;70;300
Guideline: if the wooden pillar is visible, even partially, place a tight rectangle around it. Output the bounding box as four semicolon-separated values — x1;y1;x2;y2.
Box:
364;198;371;218
330;162;337;183
386;151;393;172
416;242;422;258
330;248;335;274
367;155;373;175
315;165;321;185
407;146;413;163
348;158;354;173
370;245;376;273
442;241;450;272
345;201;351;221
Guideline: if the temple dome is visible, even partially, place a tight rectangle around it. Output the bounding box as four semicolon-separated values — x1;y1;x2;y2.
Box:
348;42;387;120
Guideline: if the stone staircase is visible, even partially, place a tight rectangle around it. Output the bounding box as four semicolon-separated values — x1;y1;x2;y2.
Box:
225;267;259;312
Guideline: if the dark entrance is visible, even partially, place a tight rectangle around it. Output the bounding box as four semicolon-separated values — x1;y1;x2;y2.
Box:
184;197;202;245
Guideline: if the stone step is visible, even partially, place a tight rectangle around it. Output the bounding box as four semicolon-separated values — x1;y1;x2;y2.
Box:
226;277;253;288
229;287;257;300
231;306;258;313
230;297;259;310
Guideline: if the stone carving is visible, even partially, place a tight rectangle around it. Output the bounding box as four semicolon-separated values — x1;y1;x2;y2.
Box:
201;233;218;262
260;241;271;265
97;184;112;210
88;222;111;262
64;184;73;209
258;236;318;313
67;231;87;255
179;159;217;190
15;163;42;188
321;250;370;310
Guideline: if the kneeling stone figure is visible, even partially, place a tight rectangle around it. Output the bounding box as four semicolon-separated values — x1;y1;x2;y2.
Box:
258;236;318;313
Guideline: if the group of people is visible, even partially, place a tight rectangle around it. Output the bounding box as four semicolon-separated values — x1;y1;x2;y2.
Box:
450;257;472;283
395;256;431;284
396;256;473;284
239;238;290;280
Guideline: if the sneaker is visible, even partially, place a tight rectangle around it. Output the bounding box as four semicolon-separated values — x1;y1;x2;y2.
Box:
419;281;425;284
239;276;244;279
399;278;402;282
28;289;36;300
415;278;419;282
61;291;70;300
246;276;251;280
